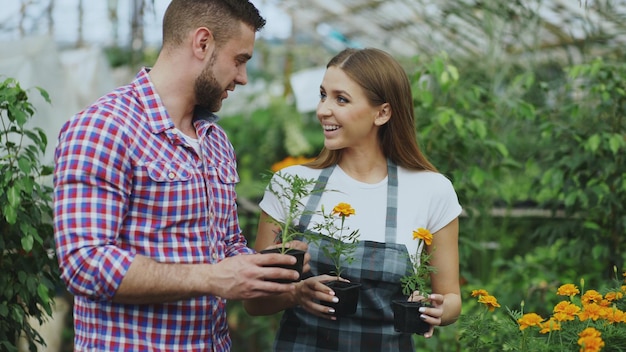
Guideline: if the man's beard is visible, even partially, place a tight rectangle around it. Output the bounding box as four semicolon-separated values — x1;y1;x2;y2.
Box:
194;54;224;112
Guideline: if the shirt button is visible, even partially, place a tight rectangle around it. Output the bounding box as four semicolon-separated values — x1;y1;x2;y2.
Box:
168;172;176;179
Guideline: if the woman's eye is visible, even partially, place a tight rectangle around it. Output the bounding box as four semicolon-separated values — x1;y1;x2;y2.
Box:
319;92;327;100
337;96;348;103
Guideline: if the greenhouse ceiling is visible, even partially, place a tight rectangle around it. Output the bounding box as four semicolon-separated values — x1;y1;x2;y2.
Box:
274;0;626;60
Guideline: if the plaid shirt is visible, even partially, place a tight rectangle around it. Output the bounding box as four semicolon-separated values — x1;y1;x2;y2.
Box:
53;68;253;351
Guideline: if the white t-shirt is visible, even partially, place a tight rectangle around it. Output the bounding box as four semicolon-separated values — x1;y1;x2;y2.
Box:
259;164;462;256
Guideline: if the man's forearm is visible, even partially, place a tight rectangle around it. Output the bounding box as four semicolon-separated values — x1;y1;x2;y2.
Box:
113;254;211;304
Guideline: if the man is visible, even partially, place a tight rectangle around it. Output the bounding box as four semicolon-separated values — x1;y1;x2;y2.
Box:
53;1;300;350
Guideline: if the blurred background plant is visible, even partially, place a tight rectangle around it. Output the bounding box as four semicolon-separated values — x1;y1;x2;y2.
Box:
0;78;62;352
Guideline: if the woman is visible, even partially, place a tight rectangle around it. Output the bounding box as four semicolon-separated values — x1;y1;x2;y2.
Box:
244;48;462;351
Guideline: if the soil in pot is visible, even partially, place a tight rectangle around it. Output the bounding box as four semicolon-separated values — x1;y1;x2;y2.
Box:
322;280;362;316
259;247;305;283
391;299;431;335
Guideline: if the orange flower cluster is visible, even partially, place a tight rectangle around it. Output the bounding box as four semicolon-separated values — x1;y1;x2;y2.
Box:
270;156;316;172
471;289;501;312
472;281;626;352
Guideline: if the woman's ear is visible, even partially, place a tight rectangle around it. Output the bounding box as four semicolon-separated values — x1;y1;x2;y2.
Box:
374;103;392;126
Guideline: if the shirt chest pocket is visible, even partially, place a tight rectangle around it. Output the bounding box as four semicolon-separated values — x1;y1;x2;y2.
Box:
132;161;198;205
146;161;193;182
210;162;239;207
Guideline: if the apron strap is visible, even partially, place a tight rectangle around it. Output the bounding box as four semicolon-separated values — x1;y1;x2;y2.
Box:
298;165;334;230
297;160;398;242
385;159;398;242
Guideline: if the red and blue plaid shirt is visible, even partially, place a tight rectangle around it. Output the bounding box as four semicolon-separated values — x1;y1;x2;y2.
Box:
53;68;253;351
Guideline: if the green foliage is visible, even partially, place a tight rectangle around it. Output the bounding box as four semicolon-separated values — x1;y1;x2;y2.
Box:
310;204;360;278
401;248;436;298
411;52;523;215
220;97;319;201
0;77;61;351
263;171;320;253
533;58;626;278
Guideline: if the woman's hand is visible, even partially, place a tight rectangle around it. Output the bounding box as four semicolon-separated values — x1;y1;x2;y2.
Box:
409;291;445;338
295;275;346;320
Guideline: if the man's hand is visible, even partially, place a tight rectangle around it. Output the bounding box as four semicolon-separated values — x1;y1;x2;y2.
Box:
207;253;301;300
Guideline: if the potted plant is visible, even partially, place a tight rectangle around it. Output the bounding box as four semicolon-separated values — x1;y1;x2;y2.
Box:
259;170;320;282
0;77;62;350
311;202;361;316
392;227;436;334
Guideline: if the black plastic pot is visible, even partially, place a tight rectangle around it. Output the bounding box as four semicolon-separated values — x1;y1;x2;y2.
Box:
391;300;431;335
323;280;362;316
259;247;305;283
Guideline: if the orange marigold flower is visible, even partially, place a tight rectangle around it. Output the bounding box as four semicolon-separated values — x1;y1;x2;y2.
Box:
582;290;603;304
578;336;605;352
579;327;602;338
578;328;604;352
518;313;544;330
553;301;580;321
579;303;602;321
478;294;501;312
557;283;580;296
332;203;356;217
604;291;623;302
539;318;561;334
270;156;315;172
604;307;626;323
471;289;489;297
413;227;433;245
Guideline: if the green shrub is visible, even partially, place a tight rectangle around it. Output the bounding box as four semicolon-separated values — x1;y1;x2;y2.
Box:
0;77;61;352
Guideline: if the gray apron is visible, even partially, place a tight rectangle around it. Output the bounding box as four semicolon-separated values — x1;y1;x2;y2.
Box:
273;160;415;351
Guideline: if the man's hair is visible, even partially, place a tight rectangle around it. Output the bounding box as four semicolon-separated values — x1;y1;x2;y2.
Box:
162;0;266;49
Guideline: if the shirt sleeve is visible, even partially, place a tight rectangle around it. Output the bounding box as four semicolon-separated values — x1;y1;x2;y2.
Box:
53;108;134;301
427;174;463;234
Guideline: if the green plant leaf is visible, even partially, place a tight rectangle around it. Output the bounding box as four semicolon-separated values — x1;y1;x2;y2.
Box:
21;234;34;252
7;186;20;207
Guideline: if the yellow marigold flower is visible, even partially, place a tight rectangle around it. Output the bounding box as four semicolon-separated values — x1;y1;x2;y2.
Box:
413;227;433;246
478;294;501;312
578;328;604;352
557;283;580;296
539;318;561;334
331;202;356;218
270;156;315;172
579;303;602;321
579;327;602;338
604;307;626;323
578;336;605;352
518;313;544;330
604;291;623;302
553;312;575;322
471;289;489;297
553;301;580;321
582;290;603;304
